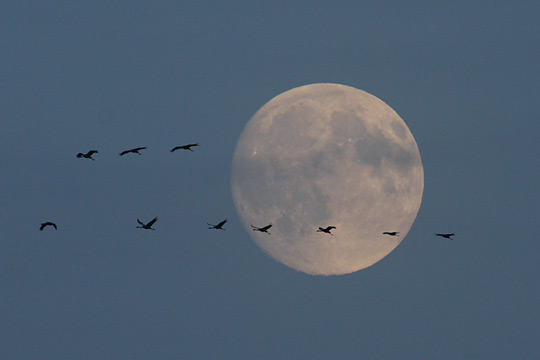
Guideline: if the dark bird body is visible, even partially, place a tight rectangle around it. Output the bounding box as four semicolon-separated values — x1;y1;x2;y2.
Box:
40;222;57;231
137;217;158;230
251;224;272;234
119;147;147;156
435;233;455;240
170;143;199;152
383;231;400;236
208;219;227;230
76;150;98;160
317;226;336;235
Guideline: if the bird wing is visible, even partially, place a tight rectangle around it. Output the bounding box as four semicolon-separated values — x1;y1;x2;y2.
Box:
134;147;147;151
51;223;57;230
187;143;198;148
217;219;227;227
137;219;145;226
40;223;46;231
119;150;129;156
170;146;180;152
261;224;272;231
327;226;336;230
87;150;98;155
147;217;158;226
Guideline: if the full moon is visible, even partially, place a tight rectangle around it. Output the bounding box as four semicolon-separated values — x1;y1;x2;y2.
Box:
231;83;423;275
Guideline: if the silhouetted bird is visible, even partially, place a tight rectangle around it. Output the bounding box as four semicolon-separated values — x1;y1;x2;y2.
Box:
170;143;199;152
435;233;455;240
40;222;57;231
137;217;158;230
208;219;227;230
317;226;336;235
119;147;147;156
251;224;272;234
383;231;400;236
76;150;98;160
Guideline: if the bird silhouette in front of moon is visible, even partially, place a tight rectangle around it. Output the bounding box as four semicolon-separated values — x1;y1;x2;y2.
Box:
317;226;336;235
251;224;272;234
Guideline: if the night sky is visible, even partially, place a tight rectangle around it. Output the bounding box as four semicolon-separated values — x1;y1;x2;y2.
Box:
2;2;539;359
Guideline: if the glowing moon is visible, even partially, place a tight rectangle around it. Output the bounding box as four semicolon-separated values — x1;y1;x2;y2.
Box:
231;83;423;275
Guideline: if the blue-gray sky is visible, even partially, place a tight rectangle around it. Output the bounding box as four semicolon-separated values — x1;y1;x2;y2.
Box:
2;2;539;359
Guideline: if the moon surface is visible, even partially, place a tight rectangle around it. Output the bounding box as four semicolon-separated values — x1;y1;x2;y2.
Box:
231;83;423;275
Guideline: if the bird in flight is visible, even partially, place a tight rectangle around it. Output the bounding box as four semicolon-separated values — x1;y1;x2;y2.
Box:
40;222;57;231
208;219;227;230
119;147;147;156
317;226;336;235
383;231;400;236
251;224;272;234
76;150;98;160
435;233;455;240
170;143;199;152
137;217;158;230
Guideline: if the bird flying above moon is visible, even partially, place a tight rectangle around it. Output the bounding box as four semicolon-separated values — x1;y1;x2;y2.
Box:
383;231;400;236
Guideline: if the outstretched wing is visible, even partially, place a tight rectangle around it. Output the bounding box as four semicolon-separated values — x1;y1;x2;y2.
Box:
146;217;158;227
186;143;198;148
119;150;129;156
40;223;46;231
170;146;181;152
133;147;147;152
137;219;145;226
87;150;98;156
261;224;272;231
51;222;57;230
327;226;336;231
217;219;227;227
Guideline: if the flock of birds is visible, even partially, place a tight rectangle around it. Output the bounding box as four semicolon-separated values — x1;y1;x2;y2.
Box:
42;147;456;241
40;214;455;239
41;144;199;232
41;144;456;241
75;143;199;161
